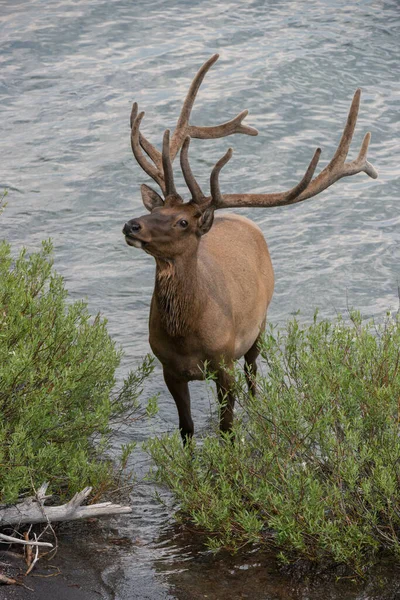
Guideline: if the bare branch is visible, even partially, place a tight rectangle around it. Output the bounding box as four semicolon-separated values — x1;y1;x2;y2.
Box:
25;534;40;576
0;534;53;548
0;572;17;585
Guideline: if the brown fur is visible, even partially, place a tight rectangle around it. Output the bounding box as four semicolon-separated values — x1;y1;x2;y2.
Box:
154;260;195;337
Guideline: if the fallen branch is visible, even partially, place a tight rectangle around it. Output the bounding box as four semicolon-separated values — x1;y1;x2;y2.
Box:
0;572;17;585
24;530;33;566
0;571;33;591
25;534;39;576
0;483;132;527
0;534;53;548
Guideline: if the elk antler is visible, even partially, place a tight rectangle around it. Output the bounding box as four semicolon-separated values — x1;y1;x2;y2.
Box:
130;103;163;170
180;136;205;203
211;89;378;209
169;54;258;161
130;55;257;197
180;136;235;208
210;147;234;207
131;108;165;193
162;129;180;202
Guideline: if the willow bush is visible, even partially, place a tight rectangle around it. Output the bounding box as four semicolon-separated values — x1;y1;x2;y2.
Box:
147;312;400;573
0;239;154;504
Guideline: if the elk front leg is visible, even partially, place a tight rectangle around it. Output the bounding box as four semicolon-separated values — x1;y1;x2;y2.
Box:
215;367;236;436
163;369;194;443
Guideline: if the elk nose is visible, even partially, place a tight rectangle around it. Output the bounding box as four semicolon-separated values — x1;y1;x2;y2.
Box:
123;221;141;235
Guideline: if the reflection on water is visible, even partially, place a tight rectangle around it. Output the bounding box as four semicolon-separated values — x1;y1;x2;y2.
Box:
1;0;399;597
103;521;400;600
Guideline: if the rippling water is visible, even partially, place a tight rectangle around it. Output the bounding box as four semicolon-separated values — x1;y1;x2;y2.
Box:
1;0;399;597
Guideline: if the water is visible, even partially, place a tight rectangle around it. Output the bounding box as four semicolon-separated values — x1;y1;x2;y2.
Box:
1;0;399;597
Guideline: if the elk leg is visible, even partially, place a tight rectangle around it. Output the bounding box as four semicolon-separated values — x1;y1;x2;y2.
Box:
244;341;259;397
215;368;235;435
163;369;194;443
244;324;264;396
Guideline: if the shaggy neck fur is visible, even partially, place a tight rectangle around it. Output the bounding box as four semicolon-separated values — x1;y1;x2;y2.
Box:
154;255;200;337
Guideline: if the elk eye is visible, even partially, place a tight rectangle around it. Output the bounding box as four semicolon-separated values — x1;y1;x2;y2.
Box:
178;219;188;228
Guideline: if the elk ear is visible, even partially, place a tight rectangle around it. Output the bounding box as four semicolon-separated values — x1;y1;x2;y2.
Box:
141;184;164;212
198;207;215;236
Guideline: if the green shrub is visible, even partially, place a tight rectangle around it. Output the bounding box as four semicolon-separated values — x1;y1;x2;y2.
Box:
0;239;154;503
147;312;400;573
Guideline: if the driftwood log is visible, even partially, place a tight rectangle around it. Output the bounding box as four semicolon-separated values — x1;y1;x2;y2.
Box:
0;483;132;584
0;482;132;528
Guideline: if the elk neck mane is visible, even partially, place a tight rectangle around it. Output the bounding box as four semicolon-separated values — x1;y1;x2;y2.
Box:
154;257;200;337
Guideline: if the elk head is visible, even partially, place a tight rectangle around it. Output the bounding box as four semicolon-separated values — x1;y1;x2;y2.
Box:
123;123;233;261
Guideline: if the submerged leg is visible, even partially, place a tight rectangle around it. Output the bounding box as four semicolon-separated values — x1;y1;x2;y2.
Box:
163;369;193;443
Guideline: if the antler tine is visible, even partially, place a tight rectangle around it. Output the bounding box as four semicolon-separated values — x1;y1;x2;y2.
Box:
175;55;219;133
169;55;258;161
129;101;137;129
284;147;322;203
329;89;361;168
210;148;234;207
189;110;258;140
180;136;205;203
213;89;377;209
293;88;378;201
209;147;320;209
131;110;166;194
351;132;377;179
162;129;178;198
170;54;218;160
130;103;163;173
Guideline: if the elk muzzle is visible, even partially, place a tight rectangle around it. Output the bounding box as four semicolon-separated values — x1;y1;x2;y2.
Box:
123;220;147;248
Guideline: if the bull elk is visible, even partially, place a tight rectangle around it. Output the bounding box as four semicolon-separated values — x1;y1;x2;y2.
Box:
123;54;377;442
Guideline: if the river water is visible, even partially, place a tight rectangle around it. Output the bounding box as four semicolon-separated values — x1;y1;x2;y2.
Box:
1;0;399;598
